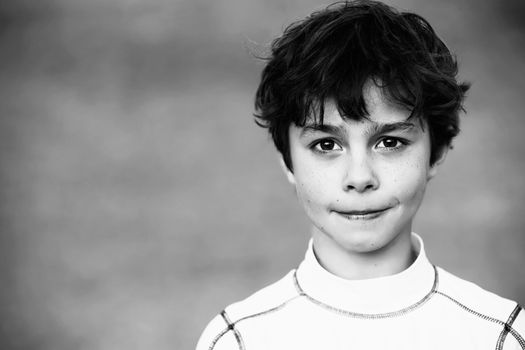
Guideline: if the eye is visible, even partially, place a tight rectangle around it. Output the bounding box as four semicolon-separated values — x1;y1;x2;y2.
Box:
312;139;343;153
376;137;406;150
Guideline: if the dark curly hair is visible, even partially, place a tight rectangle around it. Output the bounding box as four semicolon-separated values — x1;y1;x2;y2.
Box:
254;0;470;171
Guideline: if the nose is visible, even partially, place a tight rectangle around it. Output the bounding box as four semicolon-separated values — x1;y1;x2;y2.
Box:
342;154;379;193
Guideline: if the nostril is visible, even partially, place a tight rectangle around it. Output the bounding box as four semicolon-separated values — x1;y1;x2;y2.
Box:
343;178;378;193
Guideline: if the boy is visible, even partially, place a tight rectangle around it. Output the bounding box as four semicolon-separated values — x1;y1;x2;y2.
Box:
197;1;525;349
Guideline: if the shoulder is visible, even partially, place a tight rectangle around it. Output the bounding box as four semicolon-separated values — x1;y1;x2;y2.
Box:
225;269;300;321
435;266;517;319
435;266;525;349
196;270;300;350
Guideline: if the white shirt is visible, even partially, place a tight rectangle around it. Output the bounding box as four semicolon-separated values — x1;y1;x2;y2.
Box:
197;234;525;349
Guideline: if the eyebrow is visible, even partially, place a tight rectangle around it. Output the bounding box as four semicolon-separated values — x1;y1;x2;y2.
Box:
300;124;348;138
299;121;416;138
365;121;417;137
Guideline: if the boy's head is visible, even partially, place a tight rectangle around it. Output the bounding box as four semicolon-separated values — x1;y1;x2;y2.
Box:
253;1;470;266
254;0;469;172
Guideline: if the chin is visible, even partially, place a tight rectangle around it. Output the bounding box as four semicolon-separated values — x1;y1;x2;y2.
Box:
330;228;396;254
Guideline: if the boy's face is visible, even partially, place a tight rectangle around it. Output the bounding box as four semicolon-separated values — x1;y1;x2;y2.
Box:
285;83;443;256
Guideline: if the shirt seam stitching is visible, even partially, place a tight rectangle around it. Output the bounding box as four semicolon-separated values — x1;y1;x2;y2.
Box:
207;282;302;349
293;265;439;319
220;310;245;350
435;292;525;349
495;304;522;350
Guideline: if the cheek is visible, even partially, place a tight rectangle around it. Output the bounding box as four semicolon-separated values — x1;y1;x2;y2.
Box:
295;174;323;205
387;155;430;202
294;168;334;209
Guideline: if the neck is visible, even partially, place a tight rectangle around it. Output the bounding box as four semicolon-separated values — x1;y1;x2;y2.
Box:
311;228;415;280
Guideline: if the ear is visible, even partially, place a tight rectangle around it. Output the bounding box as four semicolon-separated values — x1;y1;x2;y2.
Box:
279;156;296;185
428;146;449;180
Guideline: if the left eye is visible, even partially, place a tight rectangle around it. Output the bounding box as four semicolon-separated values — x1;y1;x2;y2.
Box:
313;139;343;152
376;138;402;149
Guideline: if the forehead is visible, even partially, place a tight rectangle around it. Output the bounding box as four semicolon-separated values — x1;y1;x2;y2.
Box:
305;85;417;129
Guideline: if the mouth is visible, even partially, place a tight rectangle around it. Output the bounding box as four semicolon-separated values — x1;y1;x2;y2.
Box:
334;207;391;221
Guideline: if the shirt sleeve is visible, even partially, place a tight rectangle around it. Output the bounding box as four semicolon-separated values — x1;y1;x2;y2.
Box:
196;313;241;350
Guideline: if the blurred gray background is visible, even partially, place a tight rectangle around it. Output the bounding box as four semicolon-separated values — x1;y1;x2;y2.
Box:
0;0;524;349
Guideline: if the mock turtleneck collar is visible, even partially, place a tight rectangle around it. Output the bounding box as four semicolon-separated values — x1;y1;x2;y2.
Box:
295;233;436;315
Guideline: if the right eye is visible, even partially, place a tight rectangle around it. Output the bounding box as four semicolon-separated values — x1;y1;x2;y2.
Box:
312;139;343;153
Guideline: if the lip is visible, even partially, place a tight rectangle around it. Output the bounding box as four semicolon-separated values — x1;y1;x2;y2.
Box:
333;207;391;220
